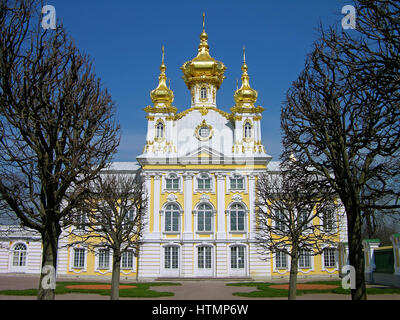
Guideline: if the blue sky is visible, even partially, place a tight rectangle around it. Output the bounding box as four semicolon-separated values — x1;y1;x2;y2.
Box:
47;0;354;162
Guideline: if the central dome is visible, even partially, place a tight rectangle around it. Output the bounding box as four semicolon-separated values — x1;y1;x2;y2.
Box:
181;15;226;90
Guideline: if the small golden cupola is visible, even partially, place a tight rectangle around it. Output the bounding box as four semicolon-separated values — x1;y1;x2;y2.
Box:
150;46;175;108
181;13;226;108
233;47;258;108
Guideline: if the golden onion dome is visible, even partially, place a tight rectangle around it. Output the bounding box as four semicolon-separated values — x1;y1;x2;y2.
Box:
181;13;227;90
150;46;174;106
234;47;258;107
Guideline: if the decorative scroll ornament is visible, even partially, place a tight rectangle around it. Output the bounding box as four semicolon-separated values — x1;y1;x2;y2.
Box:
166;194;178;202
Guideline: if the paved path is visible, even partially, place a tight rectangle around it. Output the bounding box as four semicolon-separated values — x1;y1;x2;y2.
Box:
0;275;399;300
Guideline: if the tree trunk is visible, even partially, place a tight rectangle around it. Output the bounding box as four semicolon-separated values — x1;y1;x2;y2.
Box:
111;251;121;300
37;226;59;300
288;248;299;300
347;204;367;300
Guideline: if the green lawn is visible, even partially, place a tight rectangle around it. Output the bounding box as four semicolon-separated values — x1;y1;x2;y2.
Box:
227;281;400;298
0;281;181;298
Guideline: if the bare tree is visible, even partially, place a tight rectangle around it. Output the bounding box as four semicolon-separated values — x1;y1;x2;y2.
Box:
68;172;147;300
0;0;120;299
255;165;340;300
281;1;400;299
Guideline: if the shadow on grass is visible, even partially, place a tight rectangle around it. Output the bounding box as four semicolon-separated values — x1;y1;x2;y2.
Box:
227;281;400;298
0;281;181;298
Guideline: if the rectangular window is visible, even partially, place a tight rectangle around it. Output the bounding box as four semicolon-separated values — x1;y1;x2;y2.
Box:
230;177;244;190
323;211;335;232
98;249;110;269
166;178;179;190
198;246;212;269
121;251;134;269
165;247;179;269
276;251;287;269
324;248;336;268
165;211;179;232
73;248;85;269
198;177;211;190
12;251;26;267
275;210;287;231
75;211;86;230
198;212;212;232
231;246;245;269
299;250;311;268
230;209;245;232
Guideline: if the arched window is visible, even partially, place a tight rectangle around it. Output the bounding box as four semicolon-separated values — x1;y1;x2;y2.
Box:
12;243;27;267
156;122;164;138
244;122;252;138
165;203;180;232
230;204;246;232
200;87;207;99
197;203;213;232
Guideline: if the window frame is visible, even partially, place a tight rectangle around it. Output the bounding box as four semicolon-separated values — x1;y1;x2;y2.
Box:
230;245;246;269
195;202;215;233
275;251;288;270
155;121;164;139
163;203;182;233
323;247;337;269
200;87;207;100
194;172;214;193
228;203;247;233
244;121;252;139
321;206;336;233
298;249;312;269
121;250;135;270
73;247;86;269
12;243;27;267
197;246;212;269
164;246;179;269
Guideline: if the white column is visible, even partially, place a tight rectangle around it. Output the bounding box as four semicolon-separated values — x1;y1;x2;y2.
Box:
248;174;256;240
391;234;400;275
216;173;226;240
152;174;161;238
183;173;193;240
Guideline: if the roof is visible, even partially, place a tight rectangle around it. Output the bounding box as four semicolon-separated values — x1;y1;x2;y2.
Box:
266;161;281;172
102;162;141;172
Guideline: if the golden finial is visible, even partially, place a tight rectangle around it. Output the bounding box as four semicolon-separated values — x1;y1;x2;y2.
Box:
233;47;258;107
150;45;174;106
203;12;205;32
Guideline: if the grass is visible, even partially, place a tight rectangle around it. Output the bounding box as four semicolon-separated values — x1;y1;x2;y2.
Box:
227;280;400;298
0;281;181;298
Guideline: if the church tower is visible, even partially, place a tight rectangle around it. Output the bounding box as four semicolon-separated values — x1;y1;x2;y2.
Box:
181;13;226;110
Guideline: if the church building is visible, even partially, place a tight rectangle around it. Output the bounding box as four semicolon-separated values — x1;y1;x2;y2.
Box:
0;16;348;281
